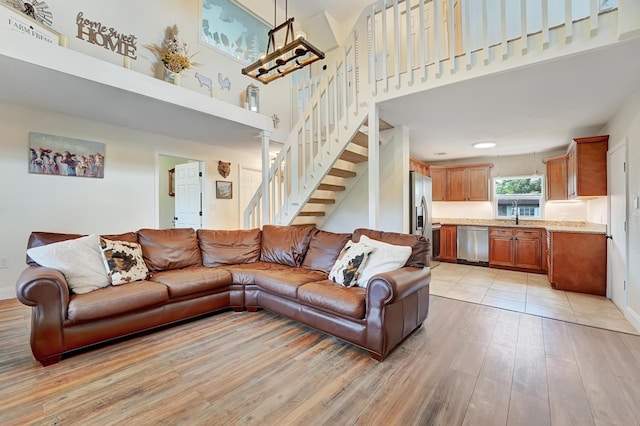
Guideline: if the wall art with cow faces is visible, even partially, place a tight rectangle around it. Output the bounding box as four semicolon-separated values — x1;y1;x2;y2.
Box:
29;132;105;178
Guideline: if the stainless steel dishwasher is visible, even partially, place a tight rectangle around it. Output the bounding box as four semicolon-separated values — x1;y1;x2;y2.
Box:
457;226;489;266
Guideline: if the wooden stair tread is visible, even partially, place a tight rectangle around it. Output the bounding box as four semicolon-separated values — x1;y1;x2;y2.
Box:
298;211;326;217
364;118;393;131
340;150;367;163
328;168;357;178
318;183;346;191
308;197;335;204
351;132;368;148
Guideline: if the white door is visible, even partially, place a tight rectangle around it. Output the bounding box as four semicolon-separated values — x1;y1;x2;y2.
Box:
608;142;627;309
175;162;203;229
239;166;262;228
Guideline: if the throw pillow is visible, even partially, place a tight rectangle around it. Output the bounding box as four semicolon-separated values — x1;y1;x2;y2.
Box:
100;238;149;285
356;235;413;288
26;234;111;294
328;240;375;287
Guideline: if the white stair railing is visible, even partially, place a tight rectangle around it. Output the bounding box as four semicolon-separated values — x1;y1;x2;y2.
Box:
246;0;623;229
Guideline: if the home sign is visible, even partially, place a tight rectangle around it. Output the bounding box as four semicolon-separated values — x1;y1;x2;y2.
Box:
76;11;137;59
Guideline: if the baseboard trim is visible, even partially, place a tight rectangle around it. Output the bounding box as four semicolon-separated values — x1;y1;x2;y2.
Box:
624;306;640;334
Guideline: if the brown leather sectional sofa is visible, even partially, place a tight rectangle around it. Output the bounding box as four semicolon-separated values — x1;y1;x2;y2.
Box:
16;225;431;366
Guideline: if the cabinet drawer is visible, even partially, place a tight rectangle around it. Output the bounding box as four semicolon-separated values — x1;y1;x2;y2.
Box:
490;228;512;237
515;229;541;239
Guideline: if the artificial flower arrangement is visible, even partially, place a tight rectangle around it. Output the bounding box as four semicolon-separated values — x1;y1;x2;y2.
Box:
147;24;198;73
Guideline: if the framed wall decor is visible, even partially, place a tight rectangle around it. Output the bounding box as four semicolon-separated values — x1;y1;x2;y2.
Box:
168;168;175;196
216;180;232;199
200;0;269;64
29;132;105;178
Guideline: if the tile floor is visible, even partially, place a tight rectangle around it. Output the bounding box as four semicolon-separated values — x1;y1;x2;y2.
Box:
430;262;638;335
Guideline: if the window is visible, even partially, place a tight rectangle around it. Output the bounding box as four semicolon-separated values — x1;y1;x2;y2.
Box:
494;176;544;219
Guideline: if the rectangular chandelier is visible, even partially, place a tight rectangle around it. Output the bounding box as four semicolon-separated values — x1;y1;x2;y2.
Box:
242;17;325;84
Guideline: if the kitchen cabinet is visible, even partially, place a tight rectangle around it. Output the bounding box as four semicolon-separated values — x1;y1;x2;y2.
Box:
439;225;457;262
548;231;606;295
429;163;491;201
567;135;609;198
446;165;490;201
544;155;567;200
409;157;430;176
489;227;542;272
430;167;446;201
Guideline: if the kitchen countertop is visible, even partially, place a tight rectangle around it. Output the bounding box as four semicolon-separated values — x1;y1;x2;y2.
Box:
433;218;607;234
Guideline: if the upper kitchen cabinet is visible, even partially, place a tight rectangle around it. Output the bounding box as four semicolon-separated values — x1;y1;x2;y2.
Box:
567;135;609;198
430;167;446;201
425;163;492;202
445;164;491;201
543;155;568;200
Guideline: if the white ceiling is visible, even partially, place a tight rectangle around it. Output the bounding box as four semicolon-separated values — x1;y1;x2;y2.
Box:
381;37;640;162
287;0;373;23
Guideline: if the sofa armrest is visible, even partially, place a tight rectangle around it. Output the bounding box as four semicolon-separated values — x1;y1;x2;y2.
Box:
16;265;70;365
366;267;430;306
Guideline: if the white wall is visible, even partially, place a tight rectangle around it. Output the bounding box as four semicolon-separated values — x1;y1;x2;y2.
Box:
0;102;262;299
601;83;640;327
45;0;291;142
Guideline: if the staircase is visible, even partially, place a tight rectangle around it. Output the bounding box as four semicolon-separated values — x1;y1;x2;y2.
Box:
245;0;635;230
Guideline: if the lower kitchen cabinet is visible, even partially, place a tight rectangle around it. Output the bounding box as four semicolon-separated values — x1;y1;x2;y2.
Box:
439;225;457;262
548;231;606;295
489;227;543;272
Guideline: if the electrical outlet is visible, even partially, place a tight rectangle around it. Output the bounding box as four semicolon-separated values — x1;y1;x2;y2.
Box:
0;257;8;269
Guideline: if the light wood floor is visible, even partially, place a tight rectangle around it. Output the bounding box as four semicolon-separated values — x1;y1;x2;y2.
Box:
2;296;640;425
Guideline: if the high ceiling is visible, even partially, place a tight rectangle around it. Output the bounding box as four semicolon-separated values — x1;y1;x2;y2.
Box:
287;1;640;162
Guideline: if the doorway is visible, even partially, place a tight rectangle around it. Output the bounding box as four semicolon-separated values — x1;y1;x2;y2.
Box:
607;141;627;311
158;154;205;229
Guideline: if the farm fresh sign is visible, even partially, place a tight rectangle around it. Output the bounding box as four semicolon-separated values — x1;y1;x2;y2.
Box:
76;12;137;59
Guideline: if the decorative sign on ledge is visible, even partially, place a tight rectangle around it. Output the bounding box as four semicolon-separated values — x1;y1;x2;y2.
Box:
76;11;137;60
0;1;60;45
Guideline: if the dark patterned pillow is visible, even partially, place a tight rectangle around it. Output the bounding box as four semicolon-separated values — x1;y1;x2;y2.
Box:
328;240;375;287
100;238;149;285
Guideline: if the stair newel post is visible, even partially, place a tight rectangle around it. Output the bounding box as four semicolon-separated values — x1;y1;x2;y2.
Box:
369;4;377;97
260;130;271;227
382;0;389;93
290;130;300;209
368;103;380;229
393;0;401;90
448;0;455;73
434;0;442;77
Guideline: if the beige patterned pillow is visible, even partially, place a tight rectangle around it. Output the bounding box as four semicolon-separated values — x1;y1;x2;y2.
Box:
100;238;149;285
328;240;375;287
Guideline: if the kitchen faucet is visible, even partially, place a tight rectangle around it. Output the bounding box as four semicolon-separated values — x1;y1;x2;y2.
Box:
512;200;519;225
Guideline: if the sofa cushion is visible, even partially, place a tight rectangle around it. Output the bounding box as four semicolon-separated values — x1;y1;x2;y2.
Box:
298;280;366;319
260;225;315;267
328;240;374;287
356;235;413;288
224;262;293;285
150;267;233;298
67;280;169;322
301;229;351;274
100;238;149;285
353;228;429;268
26;231;138;265
253;268;328;299
198;229;261;267
26;234;112;294
137;228;202;272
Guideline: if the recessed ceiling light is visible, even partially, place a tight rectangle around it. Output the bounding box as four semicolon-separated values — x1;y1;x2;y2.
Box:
473;141;496;149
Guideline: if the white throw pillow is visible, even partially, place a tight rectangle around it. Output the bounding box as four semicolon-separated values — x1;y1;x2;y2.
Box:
328;240;375;287
100;238;149;285
26;234;111;294
356;235;412;288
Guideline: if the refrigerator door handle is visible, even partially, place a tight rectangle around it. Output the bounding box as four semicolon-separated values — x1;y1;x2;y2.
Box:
420;196;428;236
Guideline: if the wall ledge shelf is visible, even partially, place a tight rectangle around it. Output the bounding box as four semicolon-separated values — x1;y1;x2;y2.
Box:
0;27;273;146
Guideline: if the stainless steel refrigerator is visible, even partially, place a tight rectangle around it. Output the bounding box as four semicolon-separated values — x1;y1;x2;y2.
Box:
410;171;432;259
